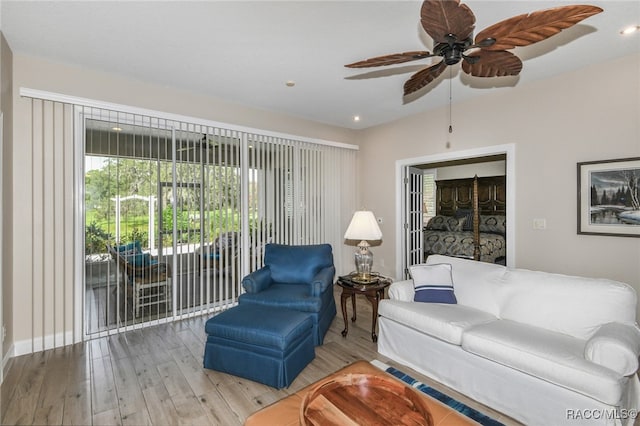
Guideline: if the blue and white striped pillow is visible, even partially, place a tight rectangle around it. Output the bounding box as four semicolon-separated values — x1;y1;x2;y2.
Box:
410;263;457;304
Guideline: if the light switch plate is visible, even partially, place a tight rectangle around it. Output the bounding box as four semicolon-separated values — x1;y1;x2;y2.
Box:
533;218;546;230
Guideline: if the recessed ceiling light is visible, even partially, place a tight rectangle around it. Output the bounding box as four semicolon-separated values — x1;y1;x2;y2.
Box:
353;116;361;122
112;127;122;132
285;80;295;87
620;25;640;35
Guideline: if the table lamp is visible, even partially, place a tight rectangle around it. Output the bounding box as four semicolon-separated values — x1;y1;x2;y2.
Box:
344;211;382;282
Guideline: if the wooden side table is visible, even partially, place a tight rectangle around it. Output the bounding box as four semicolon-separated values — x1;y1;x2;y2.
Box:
337;274;392;342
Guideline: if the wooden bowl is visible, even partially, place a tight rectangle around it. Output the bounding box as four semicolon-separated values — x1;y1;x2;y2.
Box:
300;373;434;426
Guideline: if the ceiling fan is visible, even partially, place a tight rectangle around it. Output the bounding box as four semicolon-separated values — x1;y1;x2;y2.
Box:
177;134;215;152
345;0;603;96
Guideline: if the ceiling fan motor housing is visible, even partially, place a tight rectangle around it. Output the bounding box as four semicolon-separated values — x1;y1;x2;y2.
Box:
434;35;473;65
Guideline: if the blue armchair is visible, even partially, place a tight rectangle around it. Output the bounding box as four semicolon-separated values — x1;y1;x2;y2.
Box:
239;243;336;346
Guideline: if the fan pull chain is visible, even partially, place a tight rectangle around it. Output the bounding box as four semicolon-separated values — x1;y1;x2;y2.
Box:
446;68;453;148
449;67;453;134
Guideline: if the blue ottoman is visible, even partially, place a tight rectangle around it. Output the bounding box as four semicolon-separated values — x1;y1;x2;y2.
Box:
203;304;315;389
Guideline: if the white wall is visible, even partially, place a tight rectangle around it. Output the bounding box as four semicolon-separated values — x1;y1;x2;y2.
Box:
1;31;13;376
435;160;505;180
15;55;357;145
358;53;640;318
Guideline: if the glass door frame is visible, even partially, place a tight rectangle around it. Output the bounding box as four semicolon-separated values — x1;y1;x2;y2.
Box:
76;109;181;338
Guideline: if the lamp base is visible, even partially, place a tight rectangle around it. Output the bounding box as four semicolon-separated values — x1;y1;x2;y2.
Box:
354;240;373;282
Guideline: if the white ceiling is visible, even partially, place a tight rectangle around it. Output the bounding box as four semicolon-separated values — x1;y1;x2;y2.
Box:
2;1;639;129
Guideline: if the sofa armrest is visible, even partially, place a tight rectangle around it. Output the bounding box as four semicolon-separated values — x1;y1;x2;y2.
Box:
388;280;415;302
310;266;336;297
585;322;640;376
242;267;273;294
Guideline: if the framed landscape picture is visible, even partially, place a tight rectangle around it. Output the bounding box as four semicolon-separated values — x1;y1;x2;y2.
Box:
577;157;640;237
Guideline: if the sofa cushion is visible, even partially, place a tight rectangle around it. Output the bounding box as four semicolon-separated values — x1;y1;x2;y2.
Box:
499;269;637;340
116;241;140;257
117;240;142;252
378;299;496;345
387;280;418;302
410;263;457;304
238;283;321;313
425;255;505;316
125;252;150;267
462;320;626;405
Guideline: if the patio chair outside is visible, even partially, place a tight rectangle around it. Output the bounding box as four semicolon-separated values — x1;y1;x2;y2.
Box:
107;242;172;317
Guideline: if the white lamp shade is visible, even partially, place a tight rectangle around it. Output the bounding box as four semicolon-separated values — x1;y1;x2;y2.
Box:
344;211;382;241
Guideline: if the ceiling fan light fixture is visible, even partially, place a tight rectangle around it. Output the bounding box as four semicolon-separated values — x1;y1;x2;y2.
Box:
620;25;640;35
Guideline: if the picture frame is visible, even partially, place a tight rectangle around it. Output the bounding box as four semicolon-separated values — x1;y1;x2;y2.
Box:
577;157;640;237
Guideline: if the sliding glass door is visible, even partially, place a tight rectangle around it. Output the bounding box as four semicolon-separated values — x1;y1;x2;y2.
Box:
84;120;246;334
82;117;347;336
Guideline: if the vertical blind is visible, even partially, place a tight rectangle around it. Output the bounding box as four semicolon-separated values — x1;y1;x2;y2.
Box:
27;100;76;352
16;92;357;353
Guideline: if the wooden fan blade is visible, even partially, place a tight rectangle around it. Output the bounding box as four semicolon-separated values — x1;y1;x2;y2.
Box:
475;5;603;51
404;60;447;96
461;50;523;77
345;51;434;68
421;0;475;43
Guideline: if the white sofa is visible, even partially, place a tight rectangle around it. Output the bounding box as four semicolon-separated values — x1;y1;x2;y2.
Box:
378;255;640;426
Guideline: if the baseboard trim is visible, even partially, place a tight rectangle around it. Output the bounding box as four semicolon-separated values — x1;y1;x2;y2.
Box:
2;342;14;384
13;331;75;357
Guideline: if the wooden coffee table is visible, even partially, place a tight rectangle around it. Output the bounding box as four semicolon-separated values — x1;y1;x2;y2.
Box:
244;361;478;426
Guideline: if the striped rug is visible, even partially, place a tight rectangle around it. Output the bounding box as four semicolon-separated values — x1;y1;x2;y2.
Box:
372;360;505;426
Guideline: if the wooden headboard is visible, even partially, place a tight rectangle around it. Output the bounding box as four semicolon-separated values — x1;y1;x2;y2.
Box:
436;175;506;216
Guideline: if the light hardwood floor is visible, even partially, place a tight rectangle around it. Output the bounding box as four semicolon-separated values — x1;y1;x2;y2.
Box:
1;288;521;425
